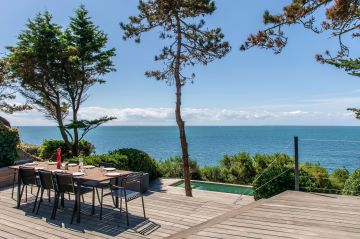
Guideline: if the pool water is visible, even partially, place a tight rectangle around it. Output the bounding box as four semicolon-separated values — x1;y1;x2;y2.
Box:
170;180;254;196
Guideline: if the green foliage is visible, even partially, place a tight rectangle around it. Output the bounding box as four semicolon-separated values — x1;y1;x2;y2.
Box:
81;153;128;170
200;166;226;182
330;168;350;191
109;148;159;179
19;143;41;157
219;153;256;184
158;156;200;179
343;169;360;196
299;163;333;193
5;6;115;156
39;139;94;161
0;123;19;167
252;164;294;200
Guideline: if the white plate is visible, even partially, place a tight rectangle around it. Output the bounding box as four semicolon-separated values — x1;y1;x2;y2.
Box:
104;167;116;171
73;172;85;177
68;163;78;167
83;165;95;169
105;172;121;177
35;167;45;170
48;162;57;165
52;169;65;173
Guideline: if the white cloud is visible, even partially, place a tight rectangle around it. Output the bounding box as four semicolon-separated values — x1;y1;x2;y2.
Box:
1;106;357;126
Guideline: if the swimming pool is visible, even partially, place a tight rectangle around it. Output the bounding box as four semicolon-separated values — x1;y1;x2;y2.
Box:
170;180;254;196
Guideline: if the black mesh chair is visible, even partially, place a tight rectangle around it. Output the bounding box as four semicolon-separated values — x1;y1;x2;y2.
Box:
34;170;56;213
100;172;146;226
82;162;115;214
19;167;37;204
53;172;92;223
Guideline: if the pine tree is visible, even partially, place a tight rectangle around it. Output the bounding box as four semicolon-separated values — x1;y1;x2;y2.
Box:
121;0;230;196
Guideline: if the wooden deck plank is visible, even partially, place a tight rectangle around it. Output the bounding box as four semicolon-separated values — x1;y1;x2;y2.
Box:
168;191;360;239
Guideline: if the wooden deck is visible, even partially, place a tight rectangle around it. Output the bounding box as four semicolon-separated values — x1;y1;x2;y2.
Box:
169;191;360;239
0;179;250;239
0;181;359;239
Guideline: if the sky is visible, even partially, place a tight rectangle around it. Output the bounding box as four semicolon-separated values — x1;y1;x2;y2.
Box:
1;0;359;126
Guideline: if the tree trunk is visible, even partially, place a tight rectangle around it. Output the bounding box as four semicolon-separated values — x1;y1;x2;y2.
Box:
175;13;192;197
72;106;79;157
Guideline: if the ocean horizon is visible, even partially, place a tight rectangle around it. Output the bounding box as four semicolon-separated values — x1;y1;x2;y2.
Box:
15;125;360;171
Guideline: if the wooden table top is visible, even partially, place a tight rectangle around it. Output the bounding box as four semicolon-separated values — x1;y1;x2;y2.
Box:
9;161;133;183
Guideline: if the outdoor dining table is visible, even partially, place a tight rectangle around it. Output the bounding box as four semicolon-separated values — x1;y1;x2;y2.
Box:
9;161;133;223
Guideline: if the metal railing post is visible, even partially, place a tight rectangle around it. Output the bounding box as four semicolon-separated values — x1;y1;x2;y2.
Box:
294;136;299;191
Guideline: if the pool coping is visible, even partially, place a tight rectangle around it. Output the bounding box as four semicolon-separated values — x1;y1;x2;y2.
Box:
169;179;253;189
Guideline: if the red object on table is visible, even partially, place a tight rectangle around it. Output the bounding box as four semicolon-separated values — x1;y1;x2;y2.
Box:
56;148;62;169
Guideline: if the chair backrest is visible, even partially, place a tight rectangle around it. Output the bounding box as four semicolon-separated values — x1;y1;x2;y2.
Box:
99;162;114;168
68;160;79;165
122;172;143;191
38;170;55;190
55;172;74;193
19;167;36;185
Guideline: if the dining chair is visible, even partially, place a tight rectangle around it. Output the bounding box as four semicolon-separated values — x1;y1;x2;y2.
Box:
19;167;37;204
99;172;146;226
53;172;92;223
82;162;115;215
35;170;56;213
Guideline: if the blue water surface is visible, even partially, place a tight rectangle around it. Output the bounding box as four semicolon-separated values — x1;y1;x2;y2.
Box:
16;126;360;171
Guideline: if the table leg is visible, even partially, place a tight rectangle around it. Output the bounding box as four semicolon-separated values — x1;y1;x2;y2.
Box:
76;179;81;223
115;177;119;208
17;169;21;208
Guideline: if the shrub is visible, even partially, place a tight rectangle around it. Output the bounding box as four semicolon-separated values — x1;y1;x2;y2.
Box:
19;143;41;157
39;139;94;160
0;123;20;167
343;169;360;196
300;163;333;193
219;152;256;184
252;164;294;200
158;156;200;179
109;148;159;179
200;166;225;182
330;168;349;191
81;153;128;169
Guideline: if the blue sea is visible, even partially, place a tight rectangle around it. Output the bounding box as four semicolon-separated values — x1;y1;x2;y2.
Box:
16;126;360;171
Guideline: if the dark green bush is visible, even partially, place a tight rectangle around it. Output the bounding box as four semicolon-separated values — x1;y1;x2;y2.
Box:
200;166;225;182
0;124;20;167
158;156;200;179
81;153;128;169
219;152;256;184
252;164;294;200
343;169;360;196
109;148;159;179
39;139;94;160
299;163;333;193
330;168;349;191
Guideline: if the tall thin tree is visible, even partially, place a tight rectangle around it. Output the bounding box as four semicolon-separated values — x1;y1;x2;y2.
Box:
121;0;230;196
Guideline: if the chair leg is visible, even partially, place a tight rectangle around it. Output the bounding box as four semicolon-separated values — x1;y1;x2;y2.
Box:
51;193;60;220
36;189;44;214
95;187;101;204
120;196;123;212
11;172;16;199
19;184;25;204
48;189;51;202
141;195;146;219
125;199;129;227
91;188;95;215
25;185;27;202
32;187;40;212
99;188;104;220
71;199;77;224
81;194;84;203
